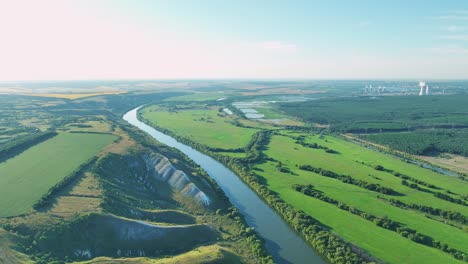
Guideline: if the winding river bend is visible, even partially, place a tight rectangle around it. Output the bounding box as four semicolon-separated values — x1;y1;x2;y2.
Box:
123;106;325;264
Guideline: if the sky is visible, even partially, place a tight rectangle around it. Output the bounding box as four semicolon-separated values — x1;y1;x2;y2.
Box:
0;0;468;80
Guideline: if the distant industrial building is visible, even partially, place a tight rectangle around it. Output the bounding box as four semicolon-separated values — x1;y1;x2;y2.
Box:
419;82;429;96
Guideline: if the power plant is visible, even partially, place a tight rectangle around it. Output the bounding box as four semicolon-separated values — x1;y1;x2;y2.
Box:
419;81;429;96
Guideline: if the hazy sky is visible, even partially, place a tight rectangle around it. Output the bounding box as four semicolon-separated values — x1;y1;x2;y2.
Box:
1;0;468;80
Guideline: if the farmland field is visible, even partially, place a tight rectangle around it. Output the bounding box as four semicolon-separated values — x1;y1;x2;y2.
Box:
140;105;260;150
3;79;468;264
255;133;468;263
139;102;468;264
0;132;116;217
23;91;127;100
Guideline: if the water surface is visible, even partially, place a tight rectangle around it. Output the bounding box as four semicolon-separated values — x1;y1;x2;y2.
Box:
123;106;325;264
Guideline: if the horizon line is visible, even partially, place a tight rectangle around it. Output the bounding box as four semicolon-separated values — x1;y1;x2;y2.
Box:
2;77;468;83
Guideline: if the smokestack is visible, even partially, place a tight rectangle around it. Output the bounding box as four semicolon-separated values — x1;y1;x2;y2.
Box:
419;82;426;96
425;85;429;95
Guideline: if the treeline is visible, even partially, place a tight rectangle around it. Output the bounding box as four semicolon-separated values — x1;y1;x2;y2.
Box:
379;197;467;226
295;139;339;154
278;95;468;157
364;130;468;157
223;207;274;263
33;157;97;209
293;184;468;262
401;179;433;193
374;165;440;189
373;165;467;206
396;177;466;206
0;131;57;163
298;164;400;195
434;192;468;207
278;95;468;132
243;130;271;163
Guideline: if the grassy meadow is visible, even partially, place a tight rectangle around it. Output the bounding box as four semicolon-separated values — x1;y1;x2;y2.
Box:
140;103;468;263
141;105;260;149
0;132;116;217
75;245;241;264
255;133;467;263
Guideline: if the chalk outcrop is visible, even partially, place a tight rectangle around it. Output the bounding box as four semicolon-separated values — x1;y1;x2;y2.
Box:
142;153;211;206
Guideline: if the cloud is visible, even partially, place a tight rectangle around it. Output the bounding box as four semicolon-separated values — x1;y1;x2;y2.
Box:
250;41;297;52
358;21;372;27
446;25;464;32
436;35;468;41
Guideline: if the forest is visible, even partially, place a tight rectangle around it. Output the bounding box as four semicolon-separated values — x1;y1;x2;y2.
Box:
278;95;468;157
278;95;468;132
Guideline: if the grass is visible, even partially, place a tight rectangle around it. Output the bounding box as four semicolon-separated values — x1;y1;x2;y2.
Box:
0;228;34;264
47;172;103;218
139;103;468;263
253;133;468;263
0;132;116;217
141;105;259;149
74;245;242;264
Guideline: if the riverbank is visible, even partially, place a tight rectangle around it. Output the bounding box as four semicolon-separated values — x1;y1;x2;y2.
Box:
124;106;329;264
135;103;468;264
129;106;375;264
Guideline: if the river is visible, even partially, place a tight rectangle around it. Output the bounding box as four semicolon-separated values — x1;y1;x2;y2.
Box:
123;106;325;264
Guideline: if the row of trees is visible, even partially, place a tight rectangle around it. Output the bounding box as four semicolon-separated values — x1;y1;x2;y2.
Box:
380;197;467;225
298;164;400;195
373;165;467;206
33;156;98;209
294;140;339;154
293;184;468;262
434;192;468;206
243;130;271;163
374;165;440;189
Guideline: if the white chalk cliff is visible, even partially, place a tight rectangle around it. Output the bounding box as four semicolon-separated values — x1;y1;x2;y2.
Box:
142;153;210;206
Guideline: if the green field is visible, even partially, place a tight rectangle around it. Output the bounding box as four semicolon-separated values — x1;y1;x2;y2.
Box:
0;132;116;217
164;92;228;102
141;105;260;150
140;103;468;263
254;133;468;263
